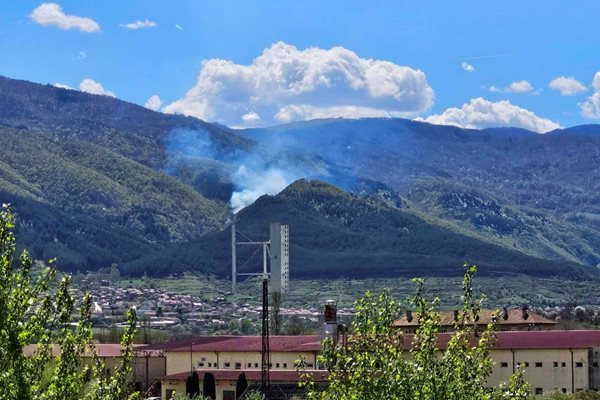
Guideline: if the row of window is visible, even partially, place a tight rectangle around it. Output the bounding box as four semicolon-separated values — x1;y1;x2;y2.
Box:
499;361;585;368
197;361;313;369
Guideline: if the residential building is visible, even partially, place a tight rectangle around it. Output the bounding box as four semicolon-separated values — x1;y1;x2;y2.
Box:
392;307;557;333
152;330;600;399
153;335;325;400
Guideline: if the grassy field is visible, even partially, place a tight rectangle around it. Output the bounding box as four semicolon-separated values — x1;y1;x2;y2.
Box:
115;273;600;309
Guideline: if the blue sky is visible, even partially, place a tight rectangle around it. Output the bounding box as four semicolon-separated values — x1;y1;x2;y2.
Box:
2;1;600;131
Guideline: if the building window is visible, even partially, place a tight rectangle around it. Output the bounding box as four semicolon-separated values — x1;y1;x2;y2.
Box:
235;363;241;369
593;362;599;368
307;363;314;368
553;362;558;367
535;388;543;395
562;388;567;393
535;362;543;368
500;362;508;368
254;363;259;368
247;363;252;368
576;362;583;368
223;390;236;400
283;363;287;368
224;362;231;368
198;362;205;367
561;362;566;367
276;363;280;368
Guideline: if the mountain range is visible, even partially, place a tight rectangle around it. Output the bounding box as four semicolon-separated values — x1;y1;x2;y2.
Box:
1;75;599;280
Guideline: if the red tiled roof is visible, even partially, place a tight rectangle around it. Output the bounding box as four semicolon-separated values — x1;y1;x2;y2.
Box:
493;330;600;349
163;336;322;353
158;331;600;353
400;330;600;351
163;369;327;382
23;343;157;358
393;308;556;327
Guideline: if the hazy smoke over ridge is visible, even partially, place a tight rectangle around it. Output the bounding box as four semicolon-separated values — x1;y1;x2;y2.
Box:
162;127;318;213
230;166;296;213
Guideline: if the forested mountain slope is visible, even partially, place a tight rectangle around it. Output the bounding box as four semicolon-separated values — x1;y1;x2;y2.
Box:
1;75;599;277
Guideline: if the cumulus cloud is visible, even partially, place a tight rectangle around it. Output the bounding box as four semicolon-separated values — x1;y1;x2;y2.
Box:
164;42;434;127
241;112;261;124
580;72;600;119
30;3;100;33
489;80;535;93
461;62;474;72
120;19;157;30
549;76;587;96
144;95;163;111
418;97;560;133
79;78;115;97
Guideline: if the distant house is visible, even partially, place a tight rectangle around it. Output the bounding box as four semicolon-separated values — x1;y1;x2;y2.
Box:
392;307;557;333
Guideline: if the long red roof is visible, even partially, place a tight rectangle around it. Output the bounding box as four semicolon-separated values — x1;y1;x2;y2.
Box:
155;331;600;353
163;335;322;353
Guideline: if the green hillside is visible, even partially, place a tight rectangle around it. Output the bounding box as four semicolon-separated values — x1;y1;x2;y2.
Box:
1;75;599;280
0;126;229;272
123;180;594;280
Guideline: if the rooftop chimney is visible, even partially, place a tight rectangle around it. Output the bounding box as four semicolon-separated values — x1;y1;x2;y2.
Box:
522;306;529;320
324;300;337;323
406;310;413;323
322;300;339;341
502;307;509;321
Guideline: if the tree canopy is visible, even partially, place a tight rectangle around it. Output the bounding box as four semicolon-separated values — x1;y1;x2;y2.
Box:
300;264;530;400
0;204;139;400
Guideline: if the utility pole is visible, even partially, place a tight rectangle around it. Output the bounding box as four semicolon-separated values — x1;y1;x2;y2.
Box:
261;277;270;398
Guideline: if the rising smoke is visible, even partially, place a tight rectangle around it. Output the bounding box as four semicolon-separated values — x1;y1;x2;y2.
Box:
162;127;316;213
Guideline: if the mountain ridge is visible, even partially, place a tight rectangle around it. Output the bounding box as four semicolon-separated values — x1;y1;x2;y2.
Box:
1;75;599;278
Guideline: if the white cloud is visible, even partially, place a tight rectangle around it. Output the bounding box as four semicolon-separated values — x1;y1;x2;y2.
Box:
174;24;183;30
580;72;600;119
144;95;163;111
489;80;534;93
509;80;534;93
30;3;100;33
549;76;587;96
241;112;261;124
461;62;474;72
76;51;86;60
418;97;560;133
79;78;115;97
164;42;434;127
120;19;157;30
